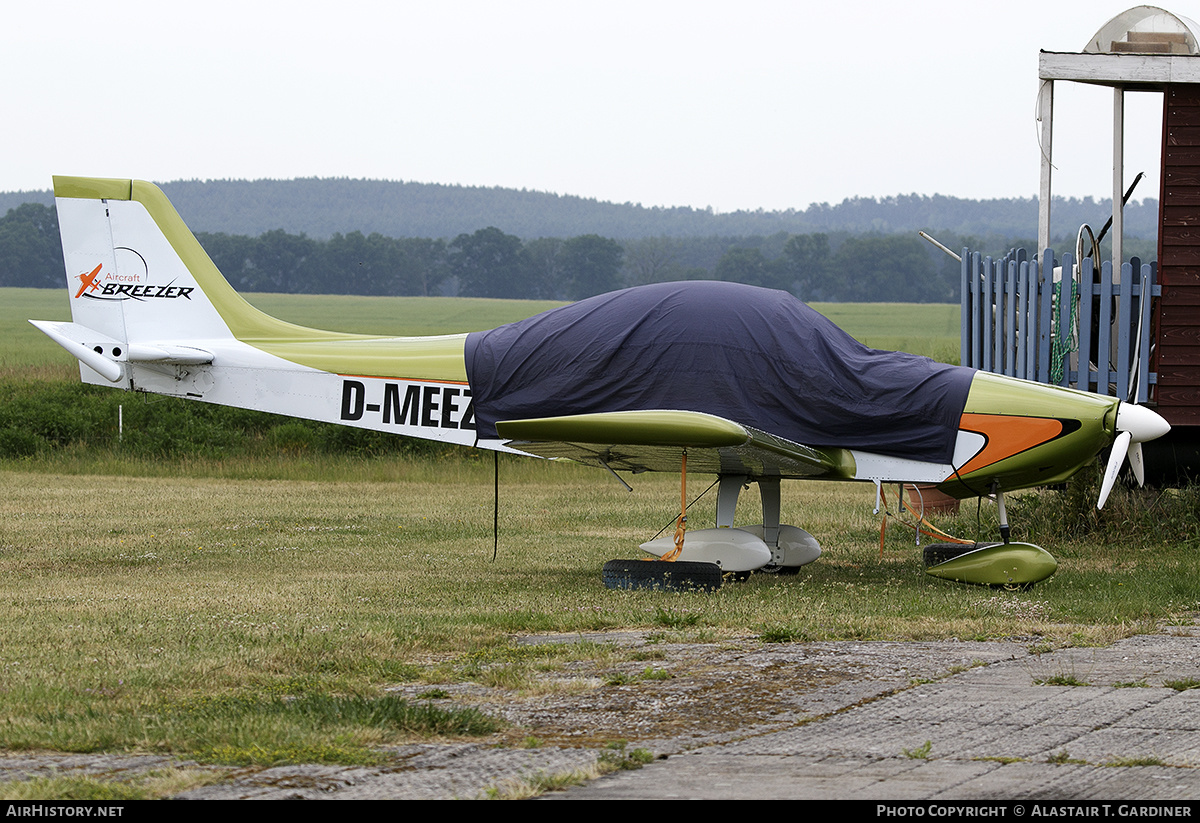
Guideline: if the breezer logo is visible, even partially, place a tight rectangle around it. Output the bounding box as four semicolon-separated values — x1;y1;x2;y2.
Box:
340;380;475;431
96;282;194;300
72;263;193;301
73;263;104;297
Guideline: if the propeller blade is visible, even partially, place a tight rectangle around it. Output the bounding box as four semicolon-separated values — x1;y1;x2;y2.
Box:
1098;430;1132;510
1128;441;1145;487
1096;404;1168;508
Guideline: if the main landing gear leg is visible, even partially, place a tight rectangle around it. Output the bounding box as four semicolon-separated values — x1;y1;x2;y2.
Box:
759;477;782;552
715;474;781;547
715;474;747;529
756;477;814;575
716;475;816;575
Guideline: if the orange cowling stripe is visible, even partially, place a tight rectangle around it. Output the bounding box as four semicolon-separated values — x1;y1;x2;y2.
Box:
953;414;1064;477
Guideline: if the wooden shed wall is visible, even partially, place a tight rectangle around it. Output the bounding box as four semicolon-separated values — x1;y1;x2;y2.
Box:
1154;83;1200;424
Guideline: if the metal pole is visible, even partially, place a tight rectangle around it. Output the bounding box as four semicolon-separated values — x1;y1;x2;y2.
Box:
1112;87;1125;278
1038;79;1054;258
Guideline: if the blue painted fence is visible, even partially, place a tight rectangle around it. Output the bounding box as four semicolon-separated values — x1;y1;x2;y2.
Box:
960;248;1159;403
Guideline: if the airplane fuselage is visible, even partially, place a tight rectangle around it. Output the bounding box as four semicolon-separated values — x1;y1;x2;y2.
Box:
33;176;1164;518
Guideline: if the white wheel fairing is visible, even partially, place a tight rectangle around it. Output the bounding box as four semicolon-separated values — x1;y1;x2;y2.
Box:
639;528;771;572
739;524;821;568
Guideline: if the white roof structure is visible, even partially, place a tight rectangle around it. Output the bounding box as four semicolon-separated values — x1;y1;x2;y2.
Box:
1083;6;1200;55
1036;6;1200;263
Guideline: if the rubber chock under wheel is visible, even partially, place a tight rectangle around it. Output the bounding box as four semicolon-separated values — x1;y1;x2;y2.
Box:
757;563;802;576
602;559;723;592
923;542;997;567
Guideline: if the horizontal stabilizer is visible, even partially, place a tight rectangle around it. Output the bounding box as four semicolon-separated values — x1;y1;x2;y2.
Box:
124;344;214;365
30;320;216;376
29;320;123;382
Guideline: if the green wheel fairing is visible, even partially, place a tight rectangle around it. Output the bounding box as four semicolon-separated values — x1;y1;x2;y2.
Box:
925;541;1058;586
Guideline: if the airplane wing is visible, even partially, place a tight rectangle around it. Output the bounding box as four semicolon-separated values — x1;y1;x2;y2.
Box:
495;410;851;478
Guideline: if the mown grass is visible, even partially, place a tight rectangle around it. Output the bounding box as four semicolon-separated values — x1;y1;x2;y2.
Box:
0;456;1196;766
0;769;222;801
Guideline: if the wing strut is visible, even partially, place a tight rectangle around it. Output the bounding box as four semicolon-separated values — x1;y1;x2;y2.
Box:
598;458;633;492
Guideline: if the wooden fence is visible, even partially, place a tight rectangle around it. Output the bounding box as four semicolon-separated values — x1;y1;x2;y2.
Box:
960;248;1159;403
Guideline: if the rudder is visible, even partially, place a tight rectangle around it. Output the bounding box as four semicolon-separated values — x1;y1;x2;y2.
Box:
36;176;471;393
55;177;238;348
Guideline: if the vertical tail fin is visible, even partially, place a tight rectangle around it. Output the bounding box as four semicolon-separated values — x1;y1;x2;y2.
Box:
35;177;335;385
35;176;469;392
31;175;475;445
54;176;307;344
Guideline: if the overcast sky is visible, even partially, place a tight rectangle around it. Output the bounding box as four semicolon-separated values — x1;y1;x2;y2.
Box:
1;0;1184;211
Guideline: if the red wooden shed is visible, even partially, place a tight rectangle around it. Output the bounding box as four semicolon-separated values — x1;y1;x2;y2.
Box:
1036;5;1200;478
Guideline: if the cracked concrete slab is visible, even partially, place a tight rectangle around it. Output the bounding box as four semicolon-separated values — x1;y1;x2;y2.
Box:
554;625;1200;800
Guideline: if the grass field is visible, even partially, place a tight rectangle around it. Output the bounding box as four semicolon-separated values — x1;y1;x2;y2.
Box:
3;287;570;380
1;285;1196;792
3;287;963;377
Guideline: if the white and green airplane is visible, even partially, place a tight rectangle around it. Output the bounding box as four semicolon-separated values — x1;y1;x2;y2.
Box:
30;177;1170;588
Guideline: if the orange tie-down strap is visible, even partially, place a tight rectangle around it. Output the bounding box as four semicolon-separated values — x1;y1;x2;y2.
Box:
877;485;973;560
654;450;687;563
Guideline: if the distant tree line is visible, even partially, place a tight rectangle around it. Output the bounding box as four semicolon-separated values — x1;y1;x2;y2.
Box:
0;202;1157;303
0;203;63;289
0;179;1162;241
